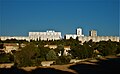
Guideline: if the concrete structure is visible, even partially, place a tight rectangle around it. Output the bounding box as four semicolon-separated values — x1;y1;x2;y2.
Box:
0;63;14;68
65;34;77;39
44;45;57;49
0;36;29;41
3;43;19;53
0;28;119;43
29;30;62;41
70;59;87;63
65;28;119;43
41;61;55;66
63;46;71;56
65;28;84;39
78;36;119;43
76;28;84;36
89;30;97;36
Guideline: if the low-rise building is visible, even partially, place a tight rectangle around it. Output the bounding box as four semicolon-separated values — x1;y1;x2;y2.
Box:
0;63;14;68
78;36;119;43
63;46;71;56
65;34;78;39
41;61;55;66
4;43;19;53
0;36;29;41
44;45;57;49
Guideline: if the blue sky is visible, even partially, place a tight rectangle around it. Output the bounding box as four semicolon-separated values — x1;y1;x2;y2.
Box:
0;0;119;36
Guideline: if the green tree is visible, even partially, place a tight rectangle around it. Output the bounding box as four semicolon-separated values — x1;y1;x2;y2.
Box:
46;50;57;61
97;40;117;56
0;53;13;63
82;42;94;58
70;44;83;59
54;44;64;56
56;56;71;65
116;42;120;54
70;41;94;59
0;43;3;49
14;43;39;67
38;46;50;60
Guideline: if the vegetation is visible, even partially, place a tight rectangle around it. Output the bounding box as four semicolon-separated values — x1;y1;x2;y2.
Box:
46;50;58;61
0;53;14;63
0;38;120;67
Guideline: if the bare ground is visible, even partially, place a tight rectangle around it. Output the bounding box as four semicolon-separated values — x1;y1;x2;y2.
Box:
19;55;120;74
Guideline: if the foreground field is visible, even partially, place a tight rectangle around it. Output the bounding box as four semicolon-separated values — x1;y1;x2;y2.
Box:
0;56;120;74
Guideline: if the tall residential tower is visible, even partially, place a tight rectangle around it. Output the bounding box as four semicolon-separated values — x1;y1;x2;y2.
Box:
89;30;97;36
76;28;84;36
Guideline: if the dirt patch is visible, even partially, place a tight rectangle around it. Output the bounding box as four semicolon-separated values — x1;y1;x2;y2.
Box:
20;64;77;74
20;56;120;74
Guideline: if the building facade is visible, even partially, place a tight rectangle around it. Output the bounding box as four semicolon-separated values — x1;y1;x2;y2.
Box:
3;43;19;53
89;30;97;36
78;36;119;43
65;28;119;43
0;28;119;43
0;36;29;41
65;34;78;39
76;28;84;36
29;30;62;41
65;28;84;39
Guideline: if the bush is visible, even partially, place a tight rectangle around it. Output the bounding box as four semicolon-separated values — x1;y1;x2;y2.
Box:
0;53;13;63
56;56;71;65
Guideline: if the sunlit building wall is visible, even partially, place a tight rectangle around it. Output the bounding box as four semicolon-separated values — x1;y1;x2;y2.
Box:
29;30;62;41
78;36;119;43
0;36;29;41
65;28;84;39
89;30;97;36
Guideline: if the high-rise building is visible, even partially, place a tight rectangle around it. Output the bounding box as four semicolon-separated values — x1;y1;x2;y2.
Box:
65;28;84;39
76;28;82;35
89;30;97;36
76;28;84;36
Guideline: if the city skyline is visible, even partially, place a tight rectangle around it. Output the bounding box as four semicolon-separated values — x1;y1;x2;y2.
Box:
0;0;119;36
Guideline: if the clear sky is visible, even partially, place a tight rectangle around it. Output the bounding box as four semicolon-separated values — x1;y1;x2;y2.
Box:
0;0;119;36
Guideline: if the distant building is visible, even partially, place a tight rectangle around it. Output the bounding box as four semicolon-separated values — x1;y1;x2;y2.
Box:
44;45;57;49
76;28;84;36
0;28;119;43
0;63;14;68
3;43;19;53
0;36;29;41
89;30;97;36
29;30;62;41
63;46;71;56
65;34;77;39
78;36;119;43
41;61;55;66
65;28;84;39
65;28;119;43
78;29;119;43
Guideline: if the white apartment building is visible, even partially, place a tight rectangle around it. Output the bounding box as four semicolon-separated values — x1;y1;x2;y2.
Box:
78;36;119;43
65;28;84;39
0;36;29;41
65;28;119;43
89;30;97;37
65;34;77;39
0;28;119;43
29;30;62;41
76;28;84;36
